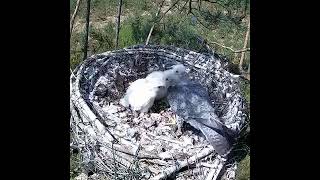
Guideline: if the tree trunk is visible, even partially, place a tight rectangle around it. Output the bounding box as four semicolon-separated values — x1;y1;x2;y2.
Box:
83;0;91;60
115;0;123;49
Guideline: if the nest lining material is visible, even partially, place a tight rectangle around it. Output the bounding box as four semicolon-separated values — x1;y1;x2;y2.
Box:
70;45;249;180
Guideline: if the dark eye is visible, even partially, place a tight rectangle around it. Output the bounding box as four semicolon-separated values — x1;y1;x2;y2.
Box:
158;86;162;89
175;70;179;73
165;78;169;81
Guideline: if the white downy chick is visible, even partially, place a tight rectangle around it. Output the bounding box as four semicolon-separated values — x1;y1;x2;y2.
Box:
120;78;146;107
120;76;166;113
119;64;186;111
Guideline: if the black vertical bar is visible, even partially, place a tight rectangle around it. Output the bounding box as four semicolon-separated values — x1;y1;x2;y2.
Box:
115;0;123;49
83;0;91;60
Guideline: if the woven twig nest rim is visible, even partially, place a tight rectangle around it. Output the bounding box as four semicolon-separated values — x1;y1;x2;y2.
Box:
70;44;249;180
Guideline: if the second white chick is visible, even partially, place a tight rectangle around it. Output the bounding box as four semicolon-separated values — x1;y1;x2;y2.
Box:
120;76;166;113
164;64;187;87
145;71;170;100
144;64;187;101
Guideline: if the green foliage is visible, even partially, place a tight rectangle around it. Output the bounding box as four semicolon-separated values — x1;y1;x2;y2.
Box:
70;151;82;179
89;23;116;53
70;30;86;70
124;0;150;13
118;23;137;47
240;79;250;103
131;15;153;43
236;155;250;180
146;14;204;52
91;0;118;20
70;0;88;19
116;15;153;48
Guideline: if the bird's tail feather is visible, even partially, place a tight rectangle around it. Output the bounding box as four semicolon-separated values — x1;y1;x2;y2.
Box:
187;119;232;156
189;116;237;142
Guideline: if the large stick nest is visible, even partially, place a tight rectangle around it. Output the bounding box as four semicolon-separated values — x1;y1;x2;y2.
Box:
70;45;249;180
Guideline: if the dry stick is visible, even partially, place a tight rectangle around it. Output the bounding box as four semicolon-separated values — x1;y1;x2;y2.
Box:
209;41;250;53
178;0;189;14
105;143;160;160
83;0;91;60
204;157;225;180
201;0;218;3
115;0;123;48
150;147;215;180
140;159;169;166
70;68;76;78
145;0;165;45
199;162;216;168
70;0;82;35
146;0;181;45
146;132;184;146
70;0;82;74
159;0;181;24
241;73;250;81
239;18;250;73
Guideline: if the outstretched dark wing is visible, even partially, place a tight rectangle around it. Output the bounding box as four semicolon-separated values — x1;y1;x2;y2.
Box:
167;79;233;156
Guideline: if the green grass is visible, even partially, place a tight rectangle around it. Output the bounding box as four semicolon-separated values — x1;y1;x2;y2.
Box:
70;29;85;69
240;79;250;104
236;155;250;180
237;79;250;180
70;151;82;179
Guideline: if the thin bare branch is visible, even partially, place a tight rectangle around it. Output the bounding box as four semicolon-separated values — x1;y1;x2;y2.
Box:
70;68;76;79
178;0;189;14
201;0;218;4
150;147;218;180
145;0;180;44
145;0;166;45
239;18;250;73
70;0;82;35
158;0;181;22
240;73;250;81
209;41;250;53
205;157;224;180
146;132;185;146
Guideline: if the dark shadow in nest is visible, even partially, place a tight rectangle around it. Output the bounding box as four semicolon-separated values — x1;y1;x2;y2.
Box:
228;126;250;163
150;99;171;113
